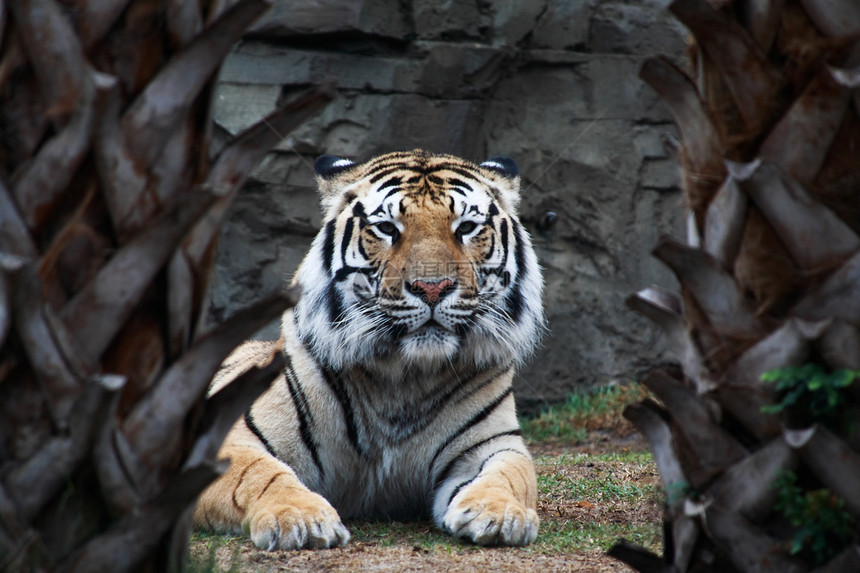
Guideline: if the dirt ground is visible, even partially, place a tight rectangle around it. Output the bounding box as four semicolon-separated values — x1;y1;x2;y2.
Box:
189;430;661;573
214;546;637;572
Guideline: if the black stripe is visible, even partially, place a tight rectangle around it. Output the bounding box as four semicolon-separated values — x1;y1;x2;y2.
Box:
432;165;483;181
285;360;315;425
244;410;277;458
505;285;524;323
357;232;370;260
422;363;512;425
258;472;287;499
505;220;526;322
429;387;514;472
369;166;416;184
499;219;509;268
378;176;403;192
512;220;526;280
478;217;509;284
232;458;265;511
320;367;364;456
434;430;522;489
375;367;486;441
447;178;474;192
366;152;413;168
333;265;375;283
383;187;401;201
284;361;325;478
484;231;496;263
341;217;354;262
321;220;335;277
446;448;528;507
326;281;346;324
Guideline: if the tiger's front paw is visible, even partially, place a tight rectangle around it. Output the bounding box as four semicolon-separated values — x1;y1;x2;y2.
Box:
244;491;350;551
443;489;539;546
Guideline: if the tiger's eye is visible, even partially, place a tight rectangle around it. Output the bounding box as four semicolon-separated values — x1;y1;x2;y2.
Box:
376;221;399;237
457;221;478;235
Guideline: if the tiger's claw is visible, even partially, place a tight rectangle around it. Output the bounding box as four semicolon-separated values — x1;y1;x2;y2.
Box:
443;490;539;546
244;494;350;550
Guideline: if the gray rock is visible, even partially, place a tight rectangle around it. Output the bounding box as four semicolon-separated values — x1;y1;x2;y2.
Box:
273;93;485;159
249;0;409;39
416;42;505;98
490;52;673;124
214;84;280;135
412;0;487;40
219;47;424;93
591;1;688;55
528;0;592;51
488;0;549;46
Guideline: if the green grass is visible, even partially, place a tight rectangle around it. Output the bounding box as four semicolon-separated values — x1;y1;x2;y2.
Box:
533;450;661;555
537;453;657;501
538;471;653;502
533;520;661;554
520;382;651;443
348;520;470;552
345;519;660;557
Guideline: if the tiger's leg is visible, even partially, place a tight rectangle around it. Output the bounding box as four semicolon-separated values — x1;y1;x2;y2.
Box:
194;445;349;550
432;440;539;546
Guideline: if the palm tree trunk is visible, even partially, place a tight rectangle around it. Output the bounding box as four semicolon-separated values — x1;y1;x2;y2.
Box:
610;0;860;571
0;1;332;570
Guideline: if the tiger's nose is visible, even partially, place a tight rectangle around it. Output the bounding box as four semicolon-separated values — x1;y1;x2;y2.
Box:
407;279;455;307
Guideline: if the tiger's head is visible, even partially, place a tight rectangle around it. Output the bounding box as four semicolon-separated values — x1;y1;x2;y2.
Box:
290;150;544;375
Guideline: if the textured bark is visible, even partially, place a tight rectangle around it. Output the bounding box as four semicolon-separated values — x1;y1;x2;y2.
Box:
614;0;860;571
0;1;332;570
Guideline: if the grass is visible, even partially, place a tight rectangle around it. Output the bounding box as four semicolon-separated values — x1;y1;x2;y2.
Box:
187;532;243;573
535;520;660;554
538;461;655;502
336;449;661;557
186;382;660;571
534;449;661;555
520;382;652;444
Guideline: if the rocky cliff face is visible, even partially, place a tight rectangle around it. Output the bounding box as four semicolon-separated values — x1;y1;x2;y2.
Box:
209;0;688;412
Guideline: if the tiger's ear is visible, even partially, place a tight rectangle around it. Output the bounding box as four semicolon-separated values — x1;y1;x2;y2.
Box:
314;155;359;216
480;156;522;213
480;156;519;178
314;155;356;178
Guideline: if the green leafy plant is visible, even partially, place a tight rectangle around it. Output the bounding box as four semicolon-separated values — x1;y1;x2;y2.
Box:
771;470;855;566
760;365;859;421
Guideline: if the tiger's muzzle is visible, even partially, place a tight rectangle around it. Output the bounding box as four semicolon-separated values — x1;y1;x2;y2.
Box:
406;279;456;308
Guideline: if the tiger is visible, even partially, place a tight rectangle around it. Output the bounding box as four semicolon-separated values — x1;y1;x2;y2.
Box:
194;149;545;550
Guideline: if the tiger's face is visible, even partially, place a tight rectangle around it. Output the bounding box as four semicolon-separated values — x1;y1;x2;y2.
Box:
291;150;543;374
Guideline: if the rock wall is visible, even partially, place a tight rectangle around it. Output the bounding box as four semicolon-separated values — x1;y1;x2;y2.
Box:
209;0;688;413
